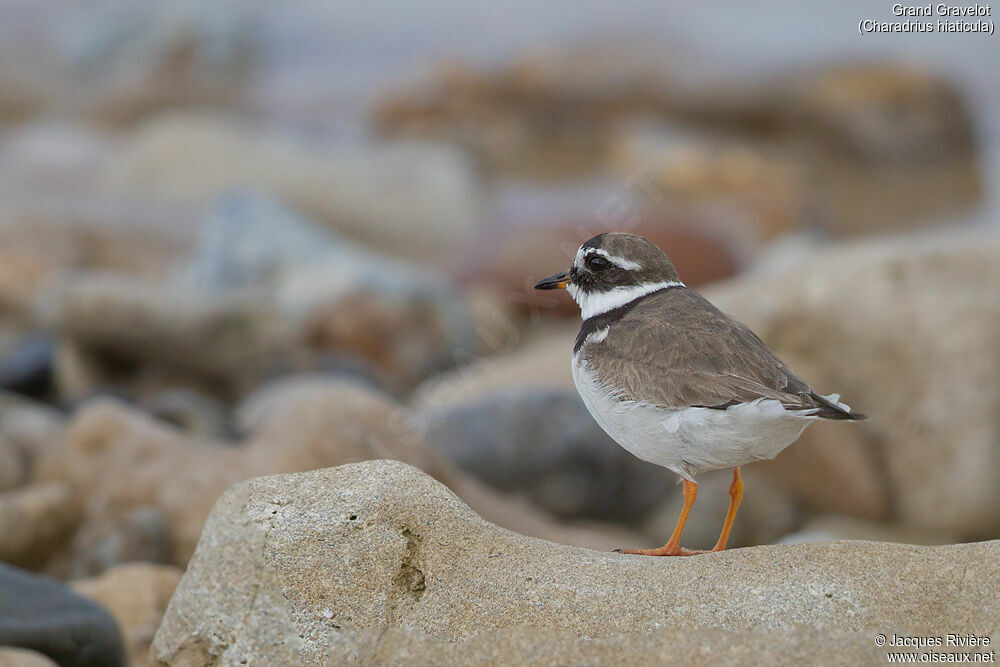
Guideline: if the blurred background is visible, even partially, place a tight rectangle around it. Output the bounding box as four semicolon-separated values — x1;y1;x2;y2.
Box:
0;1;998;663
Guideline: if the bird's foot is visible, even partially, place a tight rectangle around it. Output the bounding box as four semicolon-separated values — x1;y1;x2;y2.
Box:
613;545;707;557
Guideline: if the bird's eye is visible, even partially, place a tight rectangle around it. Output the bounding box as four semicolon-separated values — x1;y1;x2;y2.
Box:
586;255;610;272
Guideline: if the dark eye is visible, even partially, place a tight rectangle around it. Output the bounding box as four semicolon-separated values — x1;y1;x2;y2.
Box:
586;255;610;272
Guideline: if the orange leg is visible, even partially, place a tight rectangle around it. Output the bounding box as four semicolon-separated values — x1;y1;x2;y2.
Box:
616;479;701;556
710;467;744;552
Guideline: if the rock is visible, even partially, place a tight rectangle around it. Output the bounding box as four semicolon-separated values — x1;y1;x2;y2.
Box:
152;461;999;665
0;439;27;492
101;115;482;263
704;230;1000;537
422;388;671;522
779;515;959;547
0;563;125;667
412;326;576;410
0;2;255;126
59;506;173;580
35;380;645;570
0;392;65;472
0;334;54;400
0;649;58;667
46;273;291;401
139;388;230;437
339;626;884;665
73;563;183;667
181;191;479;393
0;483;82;569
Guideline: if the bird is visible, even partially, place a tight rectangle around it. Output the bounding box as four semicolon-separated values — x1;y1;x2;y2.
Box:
535;232;866;556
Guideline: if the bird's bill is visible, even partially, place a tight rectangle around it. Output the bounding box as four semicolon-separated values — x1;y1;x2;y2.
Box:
534;271;570;290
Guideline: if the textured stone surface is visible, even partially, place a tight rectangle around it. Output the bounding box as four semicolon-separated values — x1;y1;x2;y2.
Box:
73;563;183;667
152;461;1000;666
0;563;125;667
334;626;885;666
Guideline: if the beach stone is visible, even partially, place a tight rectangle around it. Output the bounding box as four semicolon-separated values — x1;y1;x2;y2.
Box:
422;388;670;521
0;563;125;667
705;230;1000;536
47;273;291;401
151;461;1000;666
139;388;230;438
0;649;58;667
35;380;645;571
101;115;482;263
337;626;883;665
62;506;173;579
183;192;477;392
0;335;54;400
0;483;82;569
73;563;183;667
0;393;65;472
0;438;27;493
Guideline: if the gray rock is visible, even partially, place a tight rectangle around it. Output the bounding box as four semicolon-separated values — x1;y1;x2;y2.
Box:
65;506;173;579
152;461;1000;666
0;563;125;667
422;388;671;521
139;388;230;438
180;191;478;392
101;115;482;263
0;335;54;400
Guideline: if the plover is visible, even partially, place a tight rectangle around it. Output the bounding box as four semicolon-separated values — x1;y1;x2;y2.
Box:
535;233;865;556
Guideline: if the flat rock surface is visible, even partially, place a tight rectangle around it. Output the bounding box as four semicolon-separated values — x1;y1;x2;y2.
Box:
152;460;1000;666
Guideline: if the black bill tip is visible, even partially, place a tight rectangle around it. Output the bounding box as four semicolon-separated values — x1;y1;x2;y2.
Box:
534;271;570;290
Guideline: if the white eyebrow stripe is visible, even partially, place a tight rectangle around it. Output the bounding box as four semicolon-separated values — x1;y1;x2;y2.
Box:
575;246;642;271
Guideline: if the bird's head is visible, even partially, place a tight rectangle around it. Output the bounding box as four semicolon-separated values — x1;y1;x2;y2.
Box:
534;233;683;319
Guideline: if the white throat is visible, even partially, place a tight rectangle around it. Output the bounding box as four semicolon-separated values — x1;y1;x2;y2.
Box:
568;281;685;319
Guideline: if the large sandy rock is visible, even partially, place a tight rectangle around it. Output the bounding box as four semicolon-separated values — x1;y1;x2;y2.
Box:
705;230;1000;537
151;461;998;665
101;115;482;263
34;379;644;572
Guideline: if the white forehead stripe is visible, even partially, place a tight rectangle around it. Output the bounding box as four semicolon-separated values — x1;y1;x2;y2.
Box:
568;281;685;320
574;247;642;271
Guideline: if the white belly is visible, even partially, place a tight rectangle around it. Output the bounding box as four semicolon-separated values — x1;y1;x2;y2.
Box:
572;357;815;480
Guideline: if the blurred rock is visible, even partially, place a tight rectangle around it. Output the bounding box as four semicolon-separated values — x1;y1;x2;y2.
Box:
0;2;255;127
779;515;958;547
0;122;117;194
179;191;479;393
0;649;58;667
101;115;482;263
0;563;125;667
412;326;576;410
47;274;290;401
0;335;54;400
139;388;230;438
0;439;28;493
377;50;979;235
422;388;670;521
59;506;172;580
0;483;82;569
35;379;645;570
152;461;999;665
72;563;183;667
0;392;65;472
613;124;805;241
705;230;1000;537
